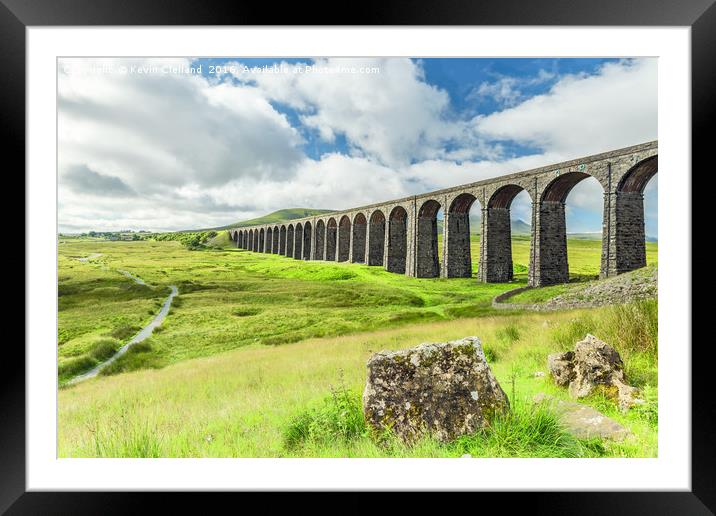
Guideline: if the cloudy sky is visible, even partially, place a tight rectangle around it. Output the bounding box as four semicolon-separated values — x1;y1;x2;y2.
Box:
58;57;658;235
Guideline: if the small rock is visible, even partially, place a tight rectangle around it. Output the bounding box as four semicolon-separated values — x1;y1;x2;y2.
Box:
548;335;640;411
533;394;631;440
363;336;510;444
461;453;472;458
533;371;545;378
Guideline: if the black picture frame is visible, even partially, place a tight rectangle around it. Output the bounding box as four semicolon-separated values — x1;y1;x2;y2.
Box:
5;0;711;511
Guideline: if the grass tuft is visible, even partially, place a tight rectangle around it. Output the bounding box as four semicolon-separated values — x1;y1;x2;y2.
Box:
450;402;585;458
109;324;141;341
89;415;164;458
284;374;367;450
58;356;96;381
232;307;262;317
100;339;161;376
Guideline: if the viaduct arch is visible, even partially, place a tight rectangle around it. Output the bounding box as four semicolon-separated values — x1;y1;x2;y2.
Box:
230;141;657;287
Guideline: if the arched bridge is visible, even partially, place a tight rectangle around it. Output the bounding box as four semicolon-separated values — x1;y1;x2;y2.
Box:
228;141;657;287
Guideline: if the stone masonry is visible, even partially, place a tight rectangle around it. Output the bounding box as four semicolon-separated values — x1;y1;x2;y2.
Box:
368;212;386;266
229;141;658;287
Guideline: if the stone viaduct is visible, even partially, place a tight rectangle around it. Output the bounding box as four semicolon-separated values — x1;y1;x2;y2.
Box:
228;141;657;287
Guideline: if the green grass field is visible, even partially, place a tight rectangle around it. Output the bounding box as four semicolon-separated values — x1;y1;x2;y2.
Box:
57;236;658;458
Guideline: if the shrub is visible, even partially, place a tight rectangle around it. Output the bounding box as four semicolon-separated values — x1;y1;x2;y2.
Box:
89;338;121;362
150;230;219;250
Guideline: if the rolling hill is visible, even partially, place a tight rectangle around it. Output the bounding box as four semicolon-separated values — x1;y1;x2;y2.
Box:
215;208;336;230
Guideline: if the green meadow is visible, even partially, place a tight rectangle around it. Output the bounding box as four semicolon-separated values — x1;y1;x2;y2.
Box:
57;235;658;458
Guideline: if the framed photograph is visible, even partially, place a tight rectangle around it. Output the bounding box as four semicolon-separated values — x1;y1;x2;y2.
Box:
7;0;711;510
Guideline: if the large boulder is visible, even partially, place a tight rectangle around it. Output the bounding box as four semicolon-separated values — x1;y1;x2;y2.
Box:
362;336;510;444
548;334;640;411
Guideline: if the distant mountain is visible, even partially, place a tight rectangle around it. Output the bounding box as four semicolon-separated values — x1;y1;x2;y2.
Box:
510;218;531;234
437;216;531;235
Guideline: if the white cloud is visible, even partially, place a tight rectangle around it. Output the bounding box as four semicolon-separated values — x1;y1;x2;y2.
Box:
228;58;481;168
58;57;309;231
57;57;657;233
400;151;565;193
474;59;657;158
59;57;304;192
467;69;556;108
201;153;409;215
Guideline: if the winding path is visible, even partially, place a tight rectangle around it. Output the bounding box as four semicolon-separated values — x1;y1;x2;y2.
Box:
66;256;179;385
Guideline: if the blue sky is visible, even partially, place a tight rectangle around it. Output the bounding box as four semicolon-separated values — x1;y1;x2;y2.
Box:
58;57;657;236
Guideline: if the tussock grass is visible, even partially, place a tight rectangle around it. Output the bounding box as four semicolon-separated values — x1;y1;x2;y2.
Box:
231;307;262;317
546;299;658;386
58;356;97;381
58;239;517;374
59;301;657;458
58;336;122;383
100;339;161;376
58;238;657;457
109;324;141;341
89;338;121;361
281;381;588;458
283;375;366;450
449;402;584;458
88;415;164;458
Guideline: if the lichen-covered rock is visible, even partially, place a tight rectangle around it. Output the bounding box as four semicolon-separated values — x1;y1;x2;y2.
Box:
362;336;510;444
547;351;575;386
548;334;641;411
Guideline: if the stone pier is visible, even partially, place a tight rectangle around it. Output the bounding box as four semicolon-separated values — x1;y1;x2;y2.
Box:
228;142;657;287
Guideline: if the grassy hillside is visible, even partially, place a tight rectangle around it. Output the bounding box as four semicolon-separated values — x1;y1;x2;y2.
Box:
216;208;335;230
58;300;657;458
59;237;656;380
58;237;658;458
57;239;518;382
